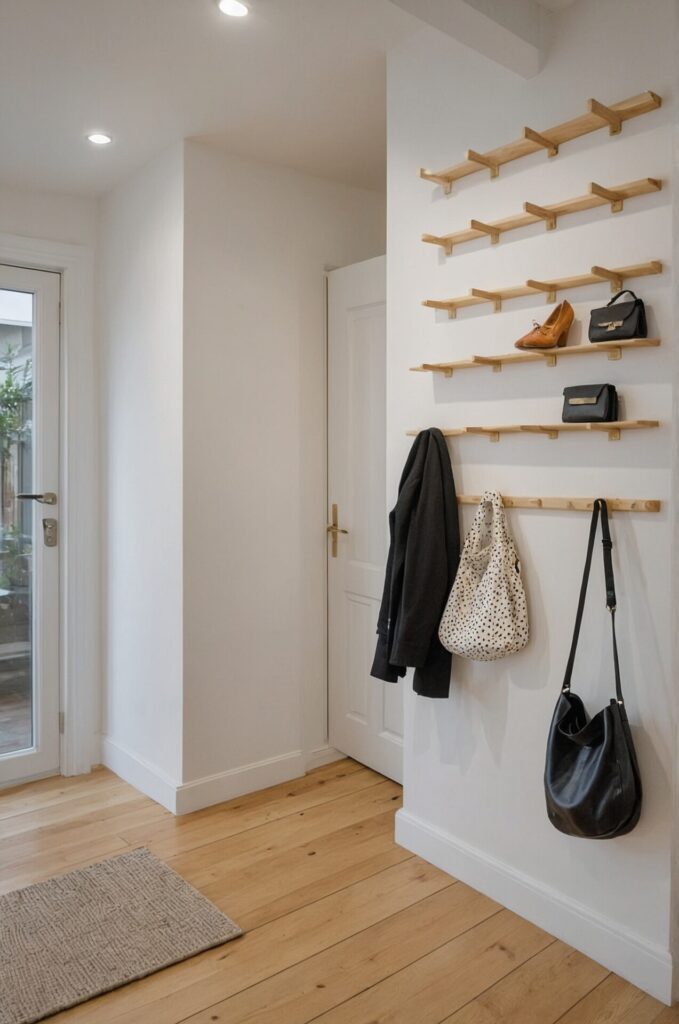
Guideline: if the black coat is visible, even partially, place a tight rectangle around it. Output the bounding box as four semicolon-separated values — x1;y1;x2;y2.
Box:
371;428;460;698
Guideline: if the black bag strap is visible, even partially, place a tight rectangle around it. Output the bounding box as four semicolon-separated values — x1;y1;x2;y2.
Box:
607;289;638;306
562;498;623;705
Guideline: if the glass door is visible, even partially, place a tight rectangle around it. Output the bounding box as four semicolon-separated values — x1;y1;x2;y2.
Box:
0;265;60;785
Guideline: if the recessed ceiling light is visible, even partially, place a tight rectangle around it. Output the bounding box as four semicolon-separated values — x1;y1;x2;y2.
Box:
218;0;248;15
87;132;113;146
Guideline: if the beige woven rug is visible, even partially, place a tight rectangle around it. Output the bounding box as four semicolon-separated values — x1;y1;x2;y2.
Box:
0;847;242;1024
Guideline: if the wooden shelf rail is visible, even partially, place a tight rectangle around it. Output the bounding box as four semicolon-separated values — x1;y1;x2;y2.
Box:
422;178;662;255
420;91;661;194
412;338;660;377
423;260;662;320
456;495;661;514
406;421;659;443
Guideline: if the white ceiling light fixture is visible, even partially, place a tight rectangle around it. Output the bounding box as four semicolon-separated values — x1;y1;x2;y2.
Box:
87;132;113;145
218;0;249;16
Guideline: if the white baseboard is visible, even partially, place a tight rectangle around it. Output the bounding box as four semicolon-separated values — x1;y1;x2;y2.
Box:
396;809;673;1005
101;736;180;813
102;737;344;818
175;750;306;815
304;745;345;772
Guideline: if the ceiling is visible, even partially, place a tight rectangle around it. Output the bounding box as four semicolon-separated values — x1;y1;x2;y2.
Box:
0;0;573;199
0;0;420;197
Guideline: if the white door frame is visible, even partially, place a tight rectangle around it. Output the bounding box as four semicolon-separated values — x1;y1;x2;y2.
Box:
0;233;98;778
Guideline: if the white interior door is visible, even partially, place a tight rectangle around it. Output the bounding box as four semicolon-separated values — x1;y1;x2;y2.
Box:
327;256;403;783
0;265;60;786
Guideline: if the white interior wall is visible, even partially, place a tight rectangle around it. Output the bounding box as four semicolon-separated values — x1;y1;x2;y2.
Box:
99;144;185;796
98;139;385;811
180;141;386;803
0;182;97;249
387;0;678;1002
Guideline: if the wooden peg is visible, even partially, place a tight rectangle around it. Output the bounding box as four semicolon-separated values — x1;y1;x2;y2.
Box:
524;126;559;157
608;427;622;441
588;98;622;135
543;353;558;367
466;149;499;179
526;279;557;303
523;201;557;230
607;346;622;361
471;288;502;312
591;265;624;292
590;182;624;212
470;219;501;244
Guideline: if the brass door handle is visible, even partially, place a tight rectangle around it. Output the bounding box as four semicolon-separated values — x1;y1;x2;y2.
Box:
327;503;348;557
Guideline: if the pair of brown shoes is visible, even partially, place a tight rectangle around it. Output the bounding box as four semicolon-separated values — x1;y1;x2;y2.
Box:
515;300;574;349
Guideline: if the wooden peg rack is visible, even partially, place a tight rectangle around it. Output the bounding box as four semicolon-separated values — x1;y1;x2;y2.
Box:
422;178;661;256
456;495;660;514
412;338;660;377
406;421;659;443
420;91;661;194
423;260;662;319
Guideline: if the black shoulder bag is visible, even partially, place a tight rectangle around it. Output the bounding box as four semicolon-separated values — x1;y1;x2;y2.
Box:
544;499;642;839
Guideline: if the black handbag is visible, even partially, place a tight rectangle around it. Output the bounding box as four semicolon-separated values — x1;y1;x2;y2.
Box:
562;383;618;423
544;499;642;839
588;289;647;342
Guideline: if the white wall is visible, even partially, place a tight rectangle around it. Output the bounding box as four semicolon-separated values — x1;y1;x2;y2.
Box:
0;182;97;248
98;140;385;810
387;0;678;1002
181;142;385;796
99;144;185;792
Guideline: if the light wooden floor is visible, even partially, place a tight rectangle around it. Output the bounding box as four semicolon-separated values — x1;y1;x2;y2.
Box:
2;759;678;1024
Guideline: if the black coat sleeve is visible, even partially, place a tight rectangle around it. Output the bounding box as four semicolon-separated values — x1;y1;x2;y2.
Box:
390;437;450;668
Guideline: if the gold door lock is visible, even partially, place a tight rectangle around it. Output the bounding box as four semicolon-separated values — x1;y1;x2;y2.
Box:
326;503;348;557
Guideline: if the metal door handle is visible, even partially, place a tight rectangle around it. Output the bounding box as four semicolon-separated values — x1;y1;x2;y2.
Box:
17;492;57;506
326;503;348;557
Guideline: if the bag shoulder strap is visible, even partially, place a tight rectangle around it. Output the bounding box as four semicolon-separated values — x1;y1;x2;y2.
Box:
562;498;623;704
607;289;638;306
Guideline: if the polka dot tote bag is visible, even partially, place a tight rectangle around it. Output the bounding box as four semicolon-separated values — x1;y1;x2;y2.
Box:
439;490;529;661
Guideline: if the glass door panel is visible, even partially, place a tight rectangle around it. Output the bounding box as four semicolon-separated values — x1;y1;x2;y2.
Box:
0;288;33;756
0;267;60;785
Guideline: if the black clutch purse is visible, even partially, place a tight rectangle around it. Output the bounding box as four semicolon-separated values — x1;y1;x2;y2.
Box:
562;383;618;423
544;499;642;839
588;289;647;342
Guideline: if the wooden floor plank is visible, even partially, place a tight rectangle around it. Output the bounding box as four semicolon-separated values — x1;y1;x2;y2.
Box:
52;856;453;1023
161;780;402;885
0;764;114;816
0;783;145;840
178;884;503;1024
553;975;664;1023
441;941;608;1024
216;812;411;930
0;795;167;866
298;910;555;1024
2;759;674;1024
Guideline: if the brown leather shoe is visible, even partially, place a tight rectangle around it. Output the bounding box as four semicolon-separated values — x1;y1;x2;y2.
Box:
514;300;574;349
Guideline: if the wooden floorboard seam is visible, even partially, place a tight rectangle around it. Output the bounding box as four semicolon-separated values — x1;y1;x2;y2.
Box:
173;880;464;1024
240;853;419;932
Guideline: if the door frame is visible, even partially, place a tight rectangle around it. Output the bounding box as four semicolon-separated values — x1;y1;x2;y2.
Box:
0;232;97;779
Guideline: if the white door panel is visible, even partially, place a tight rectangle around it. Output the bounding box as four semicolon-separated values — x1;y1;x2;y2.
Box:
327;256;402;783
